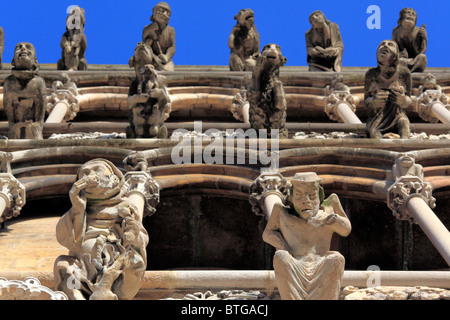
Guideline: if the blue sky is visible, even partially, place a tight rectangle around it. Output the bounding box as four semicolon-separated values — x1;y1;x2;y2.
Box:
0;0;448;68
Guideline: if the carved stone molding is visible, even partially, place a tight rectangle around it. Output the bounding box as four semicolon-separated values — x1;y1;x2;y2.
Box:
0;152;26;224
174;290;271;300
0;277;68;300
387;176;436;222
249;172;289;217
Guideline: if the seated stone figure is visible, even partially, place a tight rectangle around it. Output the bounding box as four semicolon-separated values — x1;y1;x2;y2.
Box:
57;5;88;71
365;40;412;139
54;159;149;300
142;2;175;71
228;9;260;71
247;43;288;138
3;42;46;139
392;8;427;73
127;43;171;138
305;11;344;72
263;172;351;300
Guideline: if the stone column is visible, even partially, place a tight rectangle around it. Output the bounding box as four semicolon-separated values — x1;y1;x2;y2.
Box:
45;80;79;123
249;172;289;219
415;77;450;124
387;168;450;266
124;171;160;220
325;78;362;124
0;153;26;224
123;152;160;220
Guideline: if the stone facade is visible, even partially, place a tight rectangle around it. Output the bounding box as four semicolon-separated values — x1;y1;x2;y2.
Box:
0;5;449;301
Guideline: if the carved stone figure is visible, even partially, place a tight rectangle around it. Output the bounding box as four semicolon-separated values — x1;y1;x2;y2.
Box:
392;153;423;180
228;9;260;71
57;5;88;71
3;42;46;139
142;2;175;71
247;44;288;138
54;159;149;300
263;172;351;300
127;47;171;138
365;40;412;139
305;11;344;72
0;27;4;70
392;8;427;73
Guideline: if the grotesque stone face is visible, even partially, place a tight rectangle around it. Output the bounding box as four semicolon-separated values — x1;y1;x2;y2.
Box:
152;2;171;24
260;43;286;70
235;9;255;29
12;42;37;70
399;8;417;27
291;183;321;220
377;40;399;67
140;64;157;79
309;11;326;27
130;42;154;79
77;161;121;199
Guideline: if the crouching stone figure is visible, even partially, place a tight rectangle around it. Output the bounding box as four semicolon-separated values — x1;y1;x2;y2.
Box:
263;172;351;300
54;159;149;300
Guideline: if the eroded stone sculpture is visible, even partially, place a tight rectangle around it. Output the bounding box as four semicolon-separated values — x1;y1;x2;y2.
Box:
305;11;344;72
0;27;4;70
247;44;288;138
228;9;260;71
127;44;172;138
263;172;351;300
365;40;412;139
54;159;149;300
57;5;88;71
392;8;427;73
3;42;46;139
142;2;175;71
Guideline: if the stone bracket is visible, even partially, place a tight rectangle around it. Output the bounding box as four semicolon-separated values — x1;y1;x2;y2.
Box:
0;172;26;223
46;89;79;122
249;172;289;217
325;90;359;123
416;89;450;123
387;176;436;223
124;171;160;217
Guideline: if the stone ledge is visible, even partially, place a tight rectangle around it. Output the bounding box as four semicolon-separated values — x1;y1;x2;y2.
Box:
1;270;449;300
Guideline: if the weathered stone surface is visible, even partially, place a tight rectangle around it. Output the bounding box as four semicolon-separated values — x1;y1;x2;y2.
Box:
247;44;288;138
306;11;343;72
127;55;172;138
142;2;175;71
229;9;260;71
54;159;149;300
57;6;88;71
3;42;46;139
343;285;450;300
392;8;427;73
263;172;351;300
365;40;412;139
